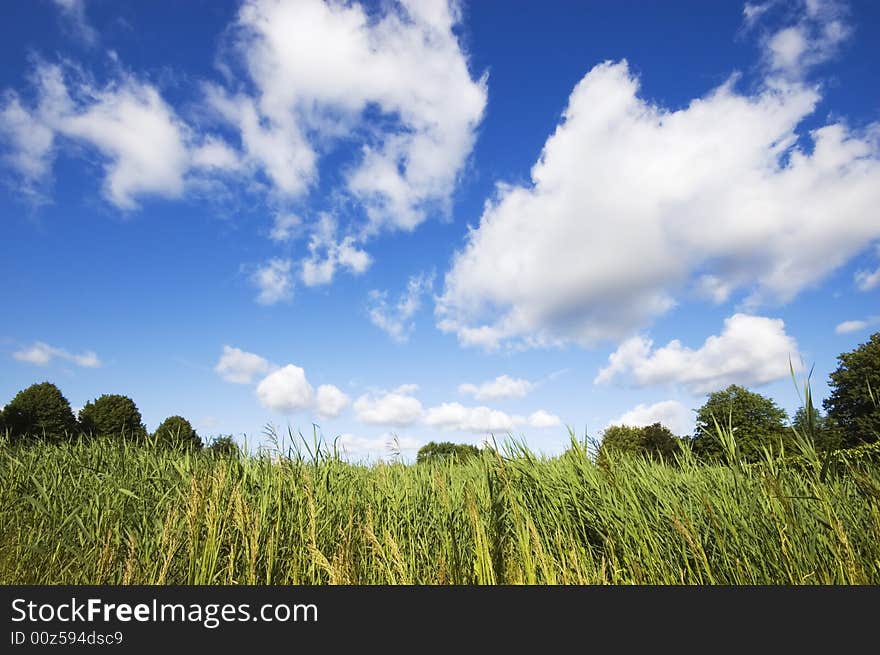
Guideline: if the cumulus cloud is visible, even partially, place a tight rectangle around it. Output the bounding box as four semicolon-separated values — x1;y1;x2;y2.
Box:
315;384;350;418
214;345;272;384
252;258;293;305
437;26;880;350
835;320;866;334
595;314;801;393
255;364;315;414
269;213;302;242
211;0;487;232
12;341;101;368
367;272;434;342
353;385;424;427
0;63;197;209
458;374;534;400
527;410;562;429
300;214;371;286
425;402;521;433
754;0;850;78
606;400;694;436
424;403;560;433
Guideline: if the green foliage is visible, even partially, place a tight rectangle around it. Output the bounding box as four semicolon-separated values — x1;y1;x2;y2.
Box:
791;405;840;451
1;382;77;442
598;423;680;464
207;435;240;458
824;332;880;447
78;394;147;440
153;416;202;449
416;441;481;464
693;385;789;462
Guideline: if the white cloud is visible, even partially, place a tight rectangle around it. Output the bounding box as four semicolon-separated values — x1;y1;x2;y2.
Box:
835;320;867;335
855;248;880;291
856;268;880;291
269;213;302;242
595;314;801;393
759;0;850;77
458;374;534;401
300;214;371;286
52;0;97;45
12;341;101;368
256;364;315;414
215;345;272;384
354;386;423;427
315;384;350;419
252;258;293;305
606;400;694;436
1;63;194;209
0;95;54;199
425;402;519;433
437;45;880;350
211;0;486;231
368;272;434;342
527;410;561;429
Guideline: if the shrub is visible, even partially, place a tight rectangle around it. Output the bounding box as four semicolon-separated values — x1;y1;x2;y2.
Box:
1;382;78;442
78;394;147;440
416;441;480;464
153;415;202;449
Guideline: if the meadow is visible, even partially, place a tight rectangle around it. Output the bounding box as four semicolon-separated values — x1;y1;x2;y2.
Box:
2;427;879;585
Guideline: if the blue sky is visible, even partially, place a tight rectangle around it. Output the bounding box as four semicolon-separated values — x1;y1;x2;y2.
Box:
2;0;879;460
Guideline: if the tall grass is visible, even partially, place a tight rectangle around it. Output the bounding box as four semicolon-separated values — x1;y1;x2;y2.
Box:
2;426;878;585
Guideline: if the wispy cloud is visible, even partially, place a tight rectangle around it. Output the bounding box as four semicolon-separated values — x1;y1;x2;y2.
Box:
13;341;101;368
368;272;434;343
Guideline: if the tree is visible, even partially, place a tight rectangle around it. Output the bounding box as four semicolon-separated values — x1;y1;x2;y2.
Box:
597;423;679;464
78;394;147;440
416;441;480;464
824;332;880;447
791;405;840;451
208;435;241;458
153;415;202;449
1;382;78;442
692;385;789;462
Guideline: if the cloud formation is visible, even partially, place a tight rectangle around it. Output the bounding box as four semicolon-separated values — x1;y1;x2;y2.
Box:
255;364;315;414
606;400;694;436
252;258;294;305
437;8;880;350
12;341;101;368
595;314;801;393
458;374;534;400
353;385;424;427
214;345;272;384
367;272;434;342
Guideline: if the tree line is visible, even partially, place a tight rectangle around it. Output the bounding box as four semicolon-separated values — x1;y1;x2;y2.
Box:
0;383;239;454
2;333;878;464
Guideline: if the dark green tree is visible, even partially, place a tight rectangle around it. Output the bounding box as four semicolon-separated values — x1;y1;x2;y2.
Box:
416;441;480;464
1;382;78;442
692;385;789;462
153;415;202;449
207;435;241;458
598;423;679;464
78;394;147;440
823;332;880;447
791;405;840;451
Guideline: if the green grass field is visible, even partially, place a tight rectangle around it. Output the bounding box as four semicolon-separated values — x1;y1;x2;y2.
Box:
2;429;879;585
